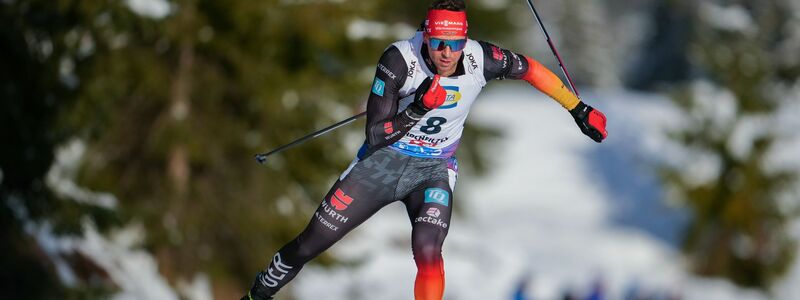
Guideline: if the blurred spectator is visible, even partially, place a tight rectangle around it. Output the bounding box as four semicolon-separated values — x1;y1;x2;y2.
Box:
562;288;579;300
511;273;531;300
623;280;643;300
586;277;605;300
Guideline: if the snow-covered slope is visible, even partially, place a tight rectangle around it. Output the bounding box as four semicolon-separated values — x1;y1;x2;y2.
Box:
290;86;799;300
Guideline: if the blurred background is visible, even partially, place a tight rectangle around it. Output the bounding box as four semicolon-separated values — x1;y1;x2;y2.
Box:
1;0;799;299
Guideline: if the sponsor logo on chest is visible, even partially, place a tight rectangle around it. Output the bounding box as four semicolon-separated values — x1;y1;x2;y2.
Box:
440;86;461;109
466;53;478;74
406;132;450;146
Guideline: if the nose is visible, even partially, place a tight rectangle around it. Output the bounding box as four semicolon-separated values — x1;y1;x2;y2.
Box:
441;46;452;57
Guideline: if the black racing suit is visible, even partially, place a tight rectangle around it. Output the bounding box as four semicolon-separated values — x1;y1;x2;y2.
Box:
244;37;532;300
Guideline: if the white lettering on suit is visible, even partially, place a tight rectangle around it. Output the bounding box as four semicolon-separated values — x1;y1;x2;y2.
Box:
388;32;488;158
260;253;294;287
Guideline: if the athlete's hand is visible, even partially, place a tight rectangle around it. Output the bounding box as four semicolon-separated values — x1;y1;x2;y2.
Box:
569;101;607;143
410;75;447;114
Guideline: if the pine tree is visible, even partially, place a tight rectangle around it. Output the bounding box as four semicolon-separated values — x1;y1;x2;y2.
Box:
2;0;520;298
661;0;800;289
1;0;125;297
67;0;385;294
557;0;620;87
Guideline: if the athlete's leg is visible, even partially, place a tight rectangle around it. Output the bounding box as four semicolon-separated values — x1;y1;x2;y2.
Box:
404;181;453;300
244;149;407;299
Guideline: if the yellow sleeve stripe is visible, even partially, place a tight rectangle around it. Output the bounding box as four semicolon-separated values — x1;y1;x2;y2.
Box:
520;56;580;110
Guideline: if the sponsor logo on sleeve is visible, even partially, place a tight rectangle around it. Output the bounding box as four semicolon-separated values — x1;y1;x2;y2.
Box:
384;122;394;134
372;77;385;96
378;64;397;79
490;45;508;69
491;45;504;60
511;52;524;71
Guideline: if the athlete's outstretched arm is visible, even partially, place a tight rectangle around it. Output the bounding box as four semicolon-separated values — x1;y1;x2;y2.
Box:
479;41;608;142
365;46;445;152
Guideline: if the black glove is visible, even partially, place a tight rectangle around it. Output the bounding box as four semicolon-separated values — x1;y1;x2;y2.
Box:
569;101;607;143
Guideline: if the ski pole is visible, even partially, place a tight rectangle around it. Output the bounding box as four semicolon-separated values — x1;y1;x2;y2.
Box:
255;111;366;164
524;0;581;98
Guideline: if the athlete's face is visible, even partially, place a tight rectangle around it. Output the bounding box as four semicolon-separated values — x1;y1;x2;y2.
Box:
425;34;466;77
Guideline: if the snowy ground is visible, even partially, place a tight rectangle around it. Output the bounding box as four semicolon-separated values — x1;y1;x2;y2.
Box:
289;86;800;300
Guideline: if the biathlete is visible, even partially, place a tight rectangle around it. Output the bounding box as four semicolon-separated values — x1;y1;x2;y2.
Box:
243;0;607;299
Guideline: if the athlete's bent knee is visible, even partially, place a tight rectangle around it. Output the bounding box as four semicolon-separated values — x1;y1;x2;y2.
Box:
413;243;442;264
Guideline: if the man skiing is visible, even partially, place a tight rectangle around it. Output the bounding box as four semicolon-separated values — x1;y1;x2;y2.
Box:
243;0;607;299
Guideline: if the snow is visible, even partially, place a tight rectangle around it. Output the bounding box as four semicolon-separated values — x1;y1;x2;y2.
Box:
46;139;117;209
178;274;213;300
699;2;756;34
477;0;510;11
34;138;213;300
776;15;800;67
30;221;80;287
21;216;183;299
290;86;796;300
769;83;800;172
728;115;771;161
773;90;800;299
81;222;181;300
125;0;171;19
688;81;739;139
778;220;800;299
77;229;214;300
